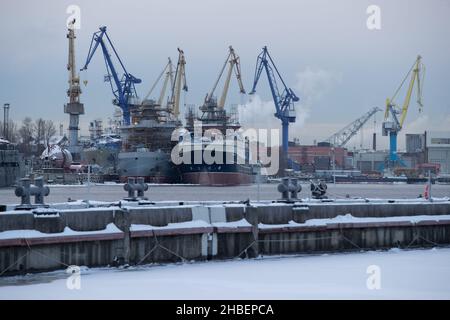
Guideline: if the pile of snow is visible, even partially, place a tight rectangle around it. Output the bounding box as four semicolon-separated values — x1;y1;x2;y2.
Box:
259;214;450;229
0;223;122;240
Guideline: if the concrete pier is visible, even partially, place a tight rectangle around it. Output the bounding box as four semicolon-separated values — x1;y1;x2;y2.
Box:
1;198;450;275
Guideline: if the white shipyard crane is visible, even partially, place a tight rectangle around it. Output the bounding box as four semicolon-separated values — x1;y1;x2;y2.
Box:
324;107;382;148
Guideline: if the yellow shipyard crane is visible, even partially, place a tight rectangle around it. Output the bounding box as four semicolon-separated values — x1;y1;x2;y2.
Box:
382;55;424;168
141;57;174;109
203;46;245;109
169;48;188;118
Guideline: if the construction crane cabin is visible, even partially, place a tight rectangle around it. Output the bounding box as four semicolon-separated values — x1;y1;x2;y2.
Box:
250;46;299;173
382;55;424;169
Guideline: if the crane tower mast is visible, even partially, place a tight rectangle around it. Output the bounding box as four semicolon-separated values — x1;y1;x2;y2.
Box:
64;19;85;158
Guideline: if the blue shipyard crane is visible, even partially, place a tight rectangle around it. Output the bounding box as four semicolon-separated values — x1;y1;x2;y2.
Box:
249;46;299;169
325;107;382;148
80;26;141;125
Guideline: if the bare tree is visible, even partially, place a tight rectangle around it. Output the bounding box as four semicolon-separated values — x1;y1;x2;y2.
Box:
43;120;56;147
7;121;19;143
19;117;34;144
34;118;45;145
17;117;35;155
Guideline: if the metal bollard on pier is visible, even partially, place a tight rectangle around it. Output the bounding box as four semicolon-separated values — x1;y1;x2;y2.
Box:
277;177;302;202
123;177;149;201
14;177;50;210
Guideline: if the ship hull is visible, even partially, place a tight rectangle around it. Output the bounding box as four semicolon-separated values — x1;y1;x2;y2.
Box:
118;150;176;183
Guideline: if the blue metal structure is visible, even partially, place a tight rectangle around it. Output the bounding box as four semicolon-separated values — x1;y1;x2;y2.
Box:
250;46;299;168
81;26;141;125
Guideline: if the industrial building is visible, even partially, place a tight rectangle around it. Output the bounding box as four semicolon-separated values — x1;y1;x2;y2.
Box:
353;150;388;173
0;140;23;187
427;131;450;174
288;144;349;171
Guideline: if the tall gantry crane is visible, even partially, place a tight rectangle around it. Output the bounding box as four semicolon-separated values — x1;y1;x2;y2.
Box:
81;26;141;125
203;46;245;109
250;46;299;170
382;55;424;167
140;49;188;120
64;18;84;157
325;107;382;148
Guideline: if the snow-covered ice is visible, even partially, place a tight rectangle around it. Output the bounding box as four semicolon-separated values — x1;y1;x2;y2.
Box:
0;248;449;300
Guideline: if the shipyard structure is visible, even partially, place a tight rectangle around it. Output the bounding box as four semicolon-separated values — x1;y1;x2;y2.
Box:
2;23;449;187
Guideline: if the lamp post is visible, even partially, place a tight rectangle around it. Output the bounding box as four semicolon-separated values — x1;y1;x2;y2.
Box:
331;147;336;184
3;103;10;141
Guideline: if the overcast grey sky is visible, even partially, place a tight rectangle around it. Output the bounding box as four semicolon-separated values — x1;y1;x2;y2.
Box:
1;0;449;150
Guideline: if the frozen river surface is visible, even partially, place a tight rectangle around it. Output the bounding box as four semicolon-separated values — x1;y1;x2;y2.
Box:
0;248;449;299
0;183;449;204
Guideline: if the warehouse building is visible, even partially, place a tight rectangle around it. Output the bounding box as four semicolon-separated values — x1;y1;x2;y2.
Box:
427;131;450;174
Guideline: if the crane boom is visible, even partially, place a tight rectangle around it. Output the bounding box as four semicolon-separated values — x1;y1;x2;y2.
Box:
325;107;382;147
250;46;299;170
141;58;174;108
168;48;187;118
158;58;174;107
81;26;141;125
142;58;173;105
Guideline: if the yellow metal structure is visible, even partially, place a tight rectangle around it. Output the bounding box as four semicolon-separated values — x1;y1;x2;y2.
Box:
169;48;188;118
382;55;424;167
141;58;174;108
384;55;424;130
205;46;245;109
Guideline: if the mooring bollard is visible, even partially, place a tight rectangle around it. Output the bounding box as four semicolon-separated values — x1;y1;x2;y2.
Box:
277;177;302;202
136;177;148;198
289;178;302;200
14;177;50;209
310;180;328;199
277;177;290;201
123;177;148;201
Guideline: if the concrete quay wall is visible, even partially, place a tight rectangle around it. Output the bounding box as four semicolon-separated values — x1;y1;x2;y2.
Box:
0;200;449;275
